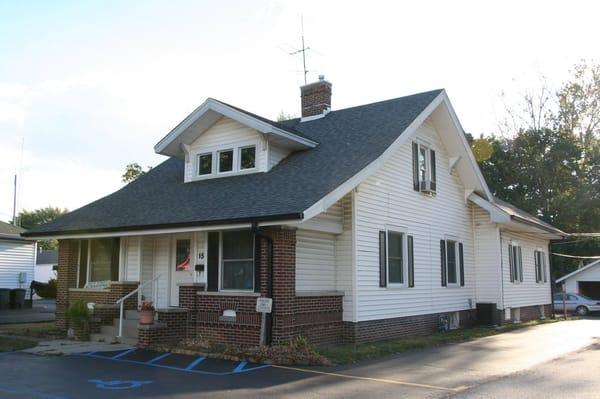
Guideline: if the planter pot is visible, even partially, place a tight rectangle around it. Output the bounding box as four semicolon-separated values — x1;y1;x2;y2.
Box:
139;310;156;325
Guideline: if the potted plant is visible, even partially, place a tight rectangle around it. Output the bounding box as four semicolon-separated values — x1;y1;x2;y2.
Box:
65;300;91;341
139;301;156;324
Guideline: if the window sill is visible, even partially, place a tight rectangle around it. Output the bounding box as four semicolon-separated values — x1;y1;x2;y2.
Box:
296;290;344;297
196;291;260;297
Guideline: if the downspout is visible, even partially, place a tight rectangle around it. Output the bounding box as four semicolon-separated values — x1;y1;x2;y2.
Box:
252;222;273;345
548;242;556;319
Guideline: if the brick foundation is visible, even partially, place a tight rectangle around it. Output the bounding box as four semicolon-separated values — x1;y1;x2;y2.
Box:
343;309;477;343
138;308;189;348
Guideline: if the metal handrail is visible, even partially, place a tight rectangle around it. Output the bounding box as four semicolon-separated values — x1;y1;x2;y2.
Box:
116;274;161;338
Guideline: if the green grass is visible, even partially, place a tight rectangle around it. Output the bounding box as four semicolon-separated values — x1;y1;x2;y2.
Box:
0;336;37;352
318;319;558;365
0;322;62;339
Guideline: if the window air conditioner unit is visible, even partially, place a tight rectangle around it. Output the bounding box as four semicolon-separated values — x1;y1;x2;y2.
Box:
420;180;435;193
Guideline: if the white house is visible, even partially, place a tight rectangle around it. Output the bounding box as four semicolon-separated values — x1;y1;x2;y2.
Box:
24;78;567;346
0;221;36;296
557;259;600;299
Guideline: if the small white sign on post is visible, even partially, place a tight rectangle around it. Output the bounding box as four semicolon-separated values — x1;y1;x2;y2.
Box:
256;297;273;314
256;297;273;346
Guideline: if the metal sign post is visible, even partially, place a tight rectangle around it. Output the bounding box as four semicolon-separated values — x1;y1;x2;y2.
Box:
256;297;273;346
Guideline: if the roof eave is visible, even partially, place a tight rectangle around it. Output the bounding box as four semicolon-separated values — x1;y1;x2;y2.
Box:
154;98;317;157
21;212;304;239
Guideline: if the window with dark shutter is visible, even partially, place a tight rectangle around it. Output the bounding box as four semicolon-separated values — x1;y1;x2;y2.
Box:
412;142;420;191
459;242;465;286
379;231;387;287
430;150;437;192
440;240;447;286
408;235;414;288
517;247;523;282
509;245;515;282
542;254;548;282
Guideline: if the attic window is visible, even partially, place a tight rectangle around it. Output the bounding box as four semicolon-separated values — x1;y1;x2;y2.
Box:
198;153;212;175
412;142;436;193
218;149;234;173
240;146;256;170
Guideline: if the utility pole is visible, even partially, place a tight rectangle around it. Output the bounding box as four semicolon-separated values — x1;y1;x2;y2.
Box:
289;15;310;84
12;174;17;225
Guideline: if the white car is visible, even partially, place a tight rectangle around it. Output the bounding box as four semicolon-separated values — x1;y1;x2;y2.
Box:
553;293;600;316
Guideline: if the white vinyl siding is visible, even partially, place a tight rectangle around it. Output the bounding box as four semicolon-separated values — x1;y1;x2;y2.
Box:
501;231;551;308
123;237;141;281
184;117;267;181
268;143;291;169
0;239;35;293
153;237;171;308
472;205;502;305
140;238;154;302
296;230;336;292
354;122;476;322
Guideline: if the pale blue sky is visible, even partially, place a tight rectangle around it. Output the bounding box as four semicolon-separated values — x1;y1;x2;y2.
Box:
1;0;598;221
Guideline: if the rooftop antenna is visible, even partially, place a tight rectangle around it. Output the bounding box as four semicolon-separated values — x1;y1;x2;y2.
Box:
12;174;17;225
289;15;310;84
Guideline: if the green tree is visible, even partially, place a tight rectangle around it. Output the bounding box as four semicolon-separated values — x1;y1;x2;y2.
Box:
16;206;68;250
475;61;600;278
122;163;151;183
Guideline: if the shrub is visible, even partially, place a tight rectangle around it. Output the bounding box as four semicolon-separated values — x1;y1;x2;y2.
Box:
65;300;90;340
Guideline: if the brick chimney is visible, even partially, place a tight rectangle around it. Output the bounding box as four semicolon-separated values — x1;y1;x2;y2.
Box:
300;75;332;117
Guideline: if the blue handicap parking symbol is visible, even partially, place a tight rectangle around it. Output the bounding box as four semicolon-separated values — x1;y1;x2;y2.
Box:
88;379;153;390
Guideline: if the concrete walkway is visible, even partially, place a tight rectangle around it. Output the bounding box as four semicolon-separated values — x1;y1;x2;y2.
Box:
0;299;55;324
23;339;132;356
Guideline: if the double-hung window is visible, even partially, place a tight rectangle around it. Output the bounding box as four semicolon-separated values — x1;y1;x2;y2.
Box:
412;141;437;193
534;250;547;283
440;239;464;287
379;229;415;288
221;230;254;291
509;243;523;283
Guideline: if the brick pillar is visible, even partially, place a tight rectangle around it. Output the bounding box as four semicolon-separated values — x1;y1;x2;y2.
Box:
267;228;297;345
56;239;79;330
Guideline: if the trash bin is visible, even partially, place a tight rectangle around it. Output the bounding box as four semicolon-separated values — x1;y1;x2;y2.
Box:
0;289;10;309
9;288;26;309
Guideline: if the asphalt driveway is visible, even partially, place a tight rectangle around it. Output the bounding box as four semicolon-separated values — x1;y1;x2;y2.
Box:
0;319;598;398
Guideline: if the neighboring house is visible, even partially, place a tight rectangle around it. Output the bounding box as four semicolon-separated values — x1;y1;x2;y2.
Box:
556;259;600;299
0;221;36;294
23;78;567;347
35;249;58;283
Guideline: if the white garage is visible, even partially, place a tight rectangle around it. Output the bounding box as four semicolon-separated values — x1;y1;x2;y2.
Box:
557;259;600;300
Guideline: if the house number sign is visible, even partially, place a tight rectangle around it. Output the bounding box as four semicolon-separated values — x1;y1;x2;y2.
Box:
256;297;273;313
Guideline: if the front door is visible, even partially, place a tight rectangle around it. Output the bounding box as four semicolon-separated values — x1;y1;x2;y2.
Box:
170;236;194;306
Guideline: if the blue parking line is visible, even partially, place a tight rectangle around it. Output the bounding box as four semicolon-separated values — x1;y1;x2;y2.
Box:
185;356;206;370
146;352;171;364
111;348;136;359
79;353;233;376
233;361;247;373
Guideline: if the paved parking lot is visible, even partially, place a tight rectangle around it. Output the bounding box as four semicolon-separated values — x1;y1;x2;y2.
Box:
0;319;598;398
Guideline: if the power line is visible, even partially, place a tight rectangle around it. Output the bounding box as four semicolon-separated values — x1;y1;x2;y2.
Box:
552;253;600;259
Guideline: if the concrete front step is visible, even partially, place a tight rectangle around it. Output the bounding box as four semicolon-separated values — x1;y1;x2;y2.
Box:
90;333;137;346
125;310;140;320
112;318;139;330
101;324;138;339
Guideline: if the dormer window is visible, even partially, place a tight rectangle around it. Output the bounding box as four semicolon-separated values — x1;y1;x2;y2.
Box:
240;146;256;170
218;149;234;173
198;153;213;176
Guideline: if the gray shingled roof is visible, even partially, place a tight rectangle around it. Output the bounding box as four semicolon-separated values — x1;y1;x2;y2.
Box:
24;89;443;236
0;220;26;240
